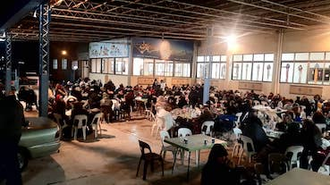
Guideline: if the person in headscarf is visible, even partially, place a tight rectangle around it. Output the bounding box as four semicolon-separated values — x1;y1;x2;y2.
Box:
201;144;241;185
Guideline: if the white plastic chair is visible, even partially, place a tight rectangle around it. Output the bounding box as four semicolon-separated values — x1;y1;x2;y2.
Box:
261;101;269;106
145;110;152;120
177;128;199;164
148;111;156;122
53;113;68;139
201;121;215;136
238;135;257;165
53;113;68;128
285;145;304;169
178;128;192;137
253;100;260;106
159;131;177;160
232;128;243;158
235;112;242;127
91;112;103;138
315;123;326;134
151;116;163;137
72;114;88;140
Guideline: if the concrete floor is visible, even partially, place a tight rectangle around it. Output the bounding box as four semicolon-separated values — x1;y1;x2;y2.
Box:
21;111;209;185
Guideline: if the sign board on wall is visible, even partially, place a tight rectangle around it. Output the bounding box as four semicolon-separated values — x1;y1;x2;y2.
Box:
132;37;193;62
172;78;190;85
289;85;323;96
137;77;154;85
89;42;129;58
238;82;263;91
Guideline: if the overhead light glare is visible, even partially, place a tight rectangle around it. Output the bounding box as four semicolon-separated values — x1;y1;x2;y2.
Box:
224;35;237;44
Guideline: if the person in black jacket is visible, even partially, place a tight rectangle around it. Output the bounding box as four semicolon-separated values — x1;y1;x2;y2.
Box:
0;88;25;185
201;144;241;185
300;119;323;171
240;109;270;153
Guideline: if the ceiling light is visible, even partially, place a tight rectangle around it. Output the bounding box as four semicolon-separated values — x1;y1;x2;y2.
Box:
61;50;67;55
224;35;237;44
33;10;37;18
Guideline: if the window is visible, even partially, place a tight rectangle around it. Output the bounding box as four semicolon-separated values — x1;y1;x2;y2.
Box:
133;58;144;75
155;60;173;76
53;59;58;69
143;59;154;76
197;55;226;79
102;58;114;74
132;58;153;76
232;53;274;82
62;59;67;70
115;58;128;75
280;52;330;85
175;62;190;77
91;58;101;73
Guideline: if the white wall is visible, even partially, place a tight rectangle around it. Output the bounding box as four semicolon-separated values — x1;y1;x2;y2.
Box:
198;32;278;55
283;29;330;52
197;32;278;95
196;29;330;99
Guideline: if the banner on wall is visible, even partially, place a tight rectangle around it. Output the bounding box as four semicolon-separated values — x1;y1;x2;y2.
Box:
132;37;193;62
89;42;129;58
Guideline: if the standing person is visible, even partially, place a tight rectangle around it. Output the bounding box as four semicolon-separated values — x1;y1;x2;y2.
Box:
160;80;166;91
300;119;323;171
0;87;25;185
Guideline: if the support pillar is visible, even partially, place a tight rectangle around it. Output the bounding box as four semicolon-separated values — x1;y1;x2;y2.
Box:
38;3;51;117
203;27;212;104
5;32;12;95
272;30;284;94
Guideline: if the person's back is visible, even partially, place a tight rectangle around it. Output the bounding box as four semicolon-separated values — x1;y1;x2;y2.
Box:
201;144;240;185
240;111;269;152
0;95;25;143
0;92;24;185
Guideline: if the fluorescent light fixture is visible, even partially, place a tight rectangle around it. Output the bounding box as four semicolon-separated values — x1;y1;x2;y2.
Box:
33;10;37;18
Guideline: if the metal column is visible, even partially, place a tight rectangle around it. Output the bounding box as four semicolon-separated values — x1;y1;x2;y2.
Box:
38;3;51;117
5;32;12;95
203;27;212;104
272;29;284;94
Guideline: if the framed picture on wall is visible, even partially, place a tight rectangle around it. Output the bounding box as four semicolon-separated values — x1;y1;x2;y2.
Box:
232;63;242;80
308;62;324;85
293;63;308;83
323;63;330;85
263;63;273;82
241;63;252;80
280;62;293;83
252;63;264;81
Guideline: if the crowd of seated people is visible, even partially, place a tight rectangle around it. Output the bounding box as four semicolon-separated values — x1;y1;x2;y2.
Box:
44;78;330;174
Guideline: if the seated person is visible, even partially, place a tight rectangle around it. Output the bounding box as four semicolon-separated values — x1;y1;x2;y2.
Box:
275;111;295;132
240;109;270;153
312;110;326;124
198;107;214;124
71;101;92;131
256;121;301;179
201;144;242;185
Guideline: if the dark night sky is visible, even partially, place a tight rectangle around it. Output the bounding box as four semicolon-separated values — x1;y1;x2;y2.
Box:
12;41;39;75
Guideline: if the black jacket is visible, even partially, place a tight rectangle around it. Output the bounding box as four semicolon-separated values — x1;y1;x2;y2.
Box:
0;95;25;143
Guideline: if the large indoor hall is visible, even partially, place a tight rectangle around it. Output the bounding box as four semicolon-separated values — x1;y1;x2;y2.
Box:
1;0;330;185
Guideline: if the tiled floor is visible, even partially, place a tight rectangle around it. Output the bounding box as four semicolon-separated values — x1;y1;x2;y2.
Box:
21;110;208;185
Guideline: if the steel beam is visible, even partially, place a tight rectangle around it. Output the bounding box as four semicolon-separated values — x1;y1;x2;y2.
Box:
5;31;12;95
38;3;50;117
